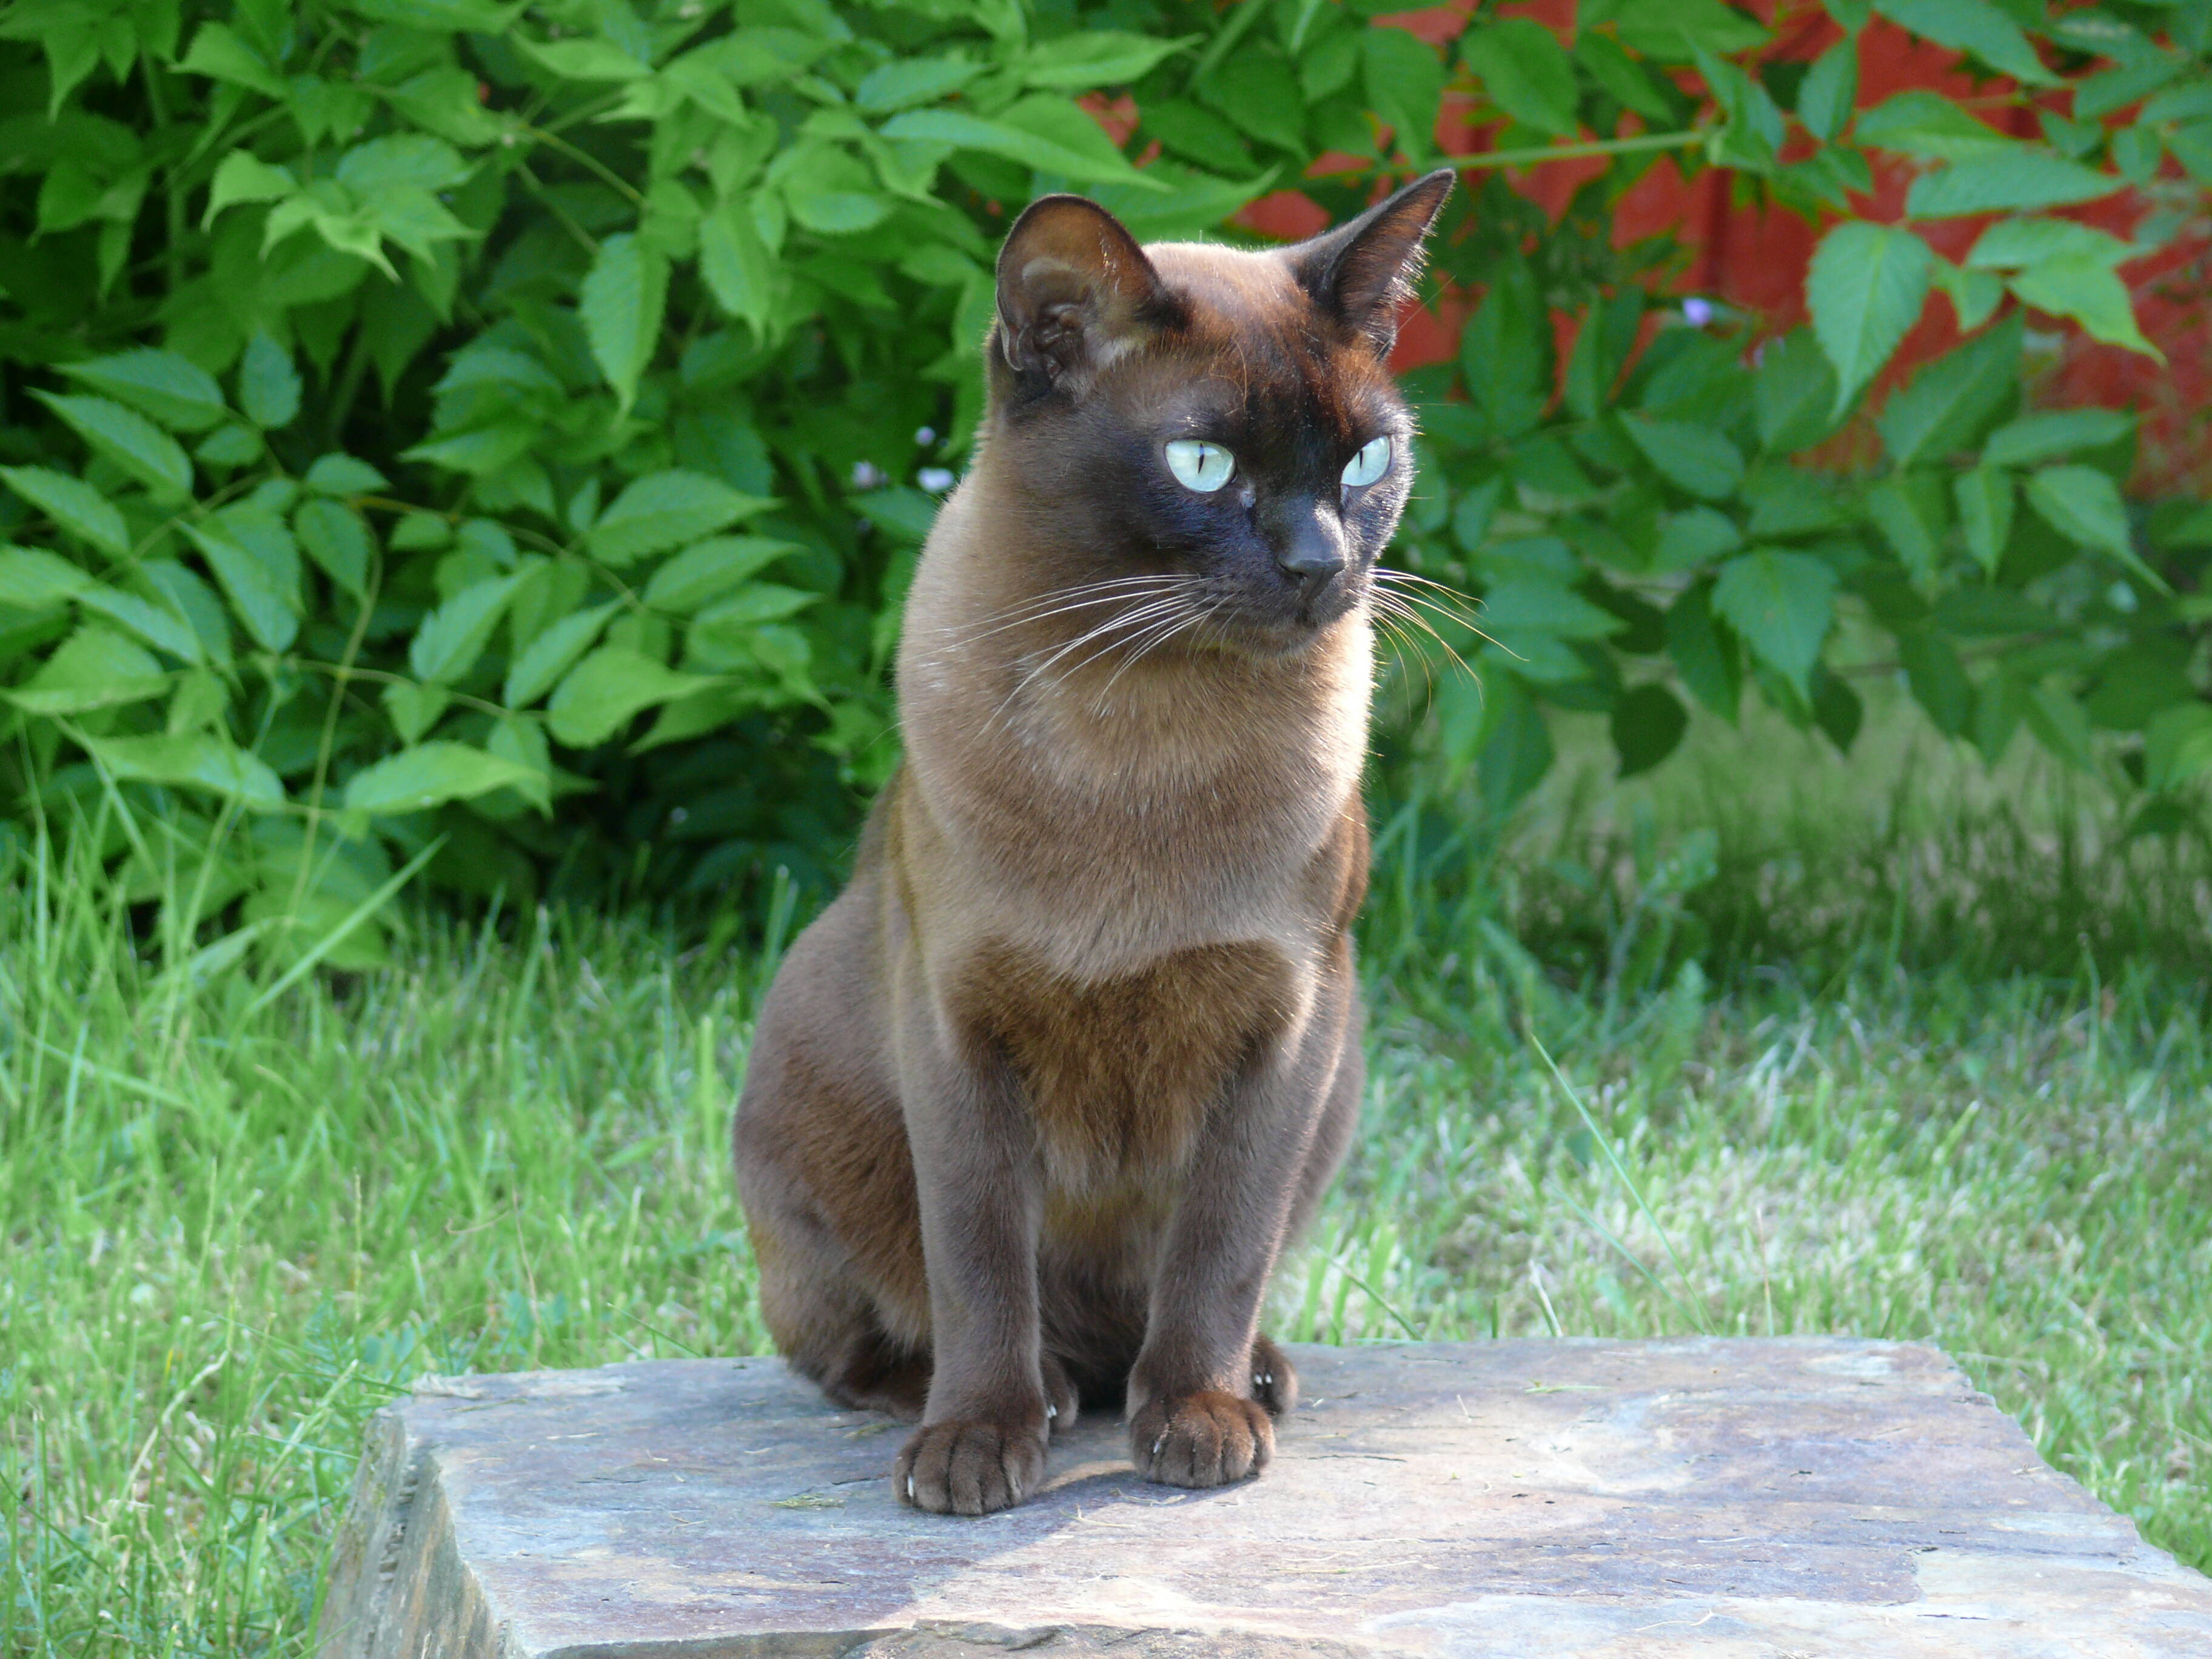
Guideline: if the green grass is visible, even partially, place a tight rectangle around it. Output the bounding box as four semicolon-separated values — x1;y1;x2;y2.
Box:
4;722;2210;1659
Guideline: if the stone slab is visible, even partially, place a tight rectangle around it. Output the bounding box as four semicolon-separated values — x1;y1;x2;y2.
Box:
317;1339;2212;1659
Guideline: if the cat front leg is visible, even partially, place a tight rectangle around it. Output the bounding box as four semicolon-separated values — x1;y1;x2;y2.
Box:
1124;958;1355;1487
890;1019;1054;1516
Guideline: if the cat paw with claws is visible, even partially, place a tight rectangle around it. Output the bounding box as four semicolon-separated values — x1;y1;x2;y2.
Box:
894;1419;1047;1515
1130;1390;1274;1487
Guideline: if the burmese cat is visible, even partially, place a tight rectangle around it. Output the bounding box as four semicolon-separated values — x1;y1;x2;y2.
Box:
734;169;1454;1515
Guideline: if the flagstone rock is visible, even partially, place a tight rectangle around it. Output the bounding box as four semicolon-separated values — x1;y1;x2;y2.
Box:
318;1338;2212;1659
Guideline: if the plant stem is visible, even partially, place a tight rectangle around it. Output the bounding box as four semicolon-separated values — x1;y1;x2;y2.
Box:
1441;129;1709;171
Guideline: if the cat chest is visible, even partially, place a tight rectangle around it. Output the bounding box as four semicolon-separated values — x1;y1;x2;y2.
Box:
959;939;1298;1192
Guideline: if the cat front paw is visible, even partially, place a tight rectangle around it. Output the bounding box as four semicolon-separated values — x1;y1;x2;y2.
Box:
1130;1391;1273;1488
894;1419;1047;1515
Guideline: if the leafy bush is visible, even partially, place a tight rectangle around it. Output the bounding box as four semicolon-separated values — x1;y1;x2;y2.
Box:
0;0;2206;965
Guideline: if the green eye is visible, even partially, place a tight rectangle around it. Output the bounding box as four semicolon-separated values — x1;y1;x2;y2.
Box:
1165;440;1235;493
1342;436;1392;489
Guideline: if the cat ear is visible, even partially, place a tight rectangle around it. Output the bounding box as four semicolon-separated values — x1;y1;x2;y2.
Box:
1287;169;1456;355
994;195;1171;385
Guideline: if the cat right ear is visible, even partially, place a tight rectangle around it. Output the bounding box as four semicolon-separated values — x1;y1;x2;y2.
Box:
994;195;1173;386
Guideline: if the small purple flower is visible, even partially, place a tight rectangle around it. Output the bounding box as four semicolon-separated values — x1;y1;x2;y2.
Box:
851;460;885;489
918;468;956;493
914;426;937;447
1682;297;1715;327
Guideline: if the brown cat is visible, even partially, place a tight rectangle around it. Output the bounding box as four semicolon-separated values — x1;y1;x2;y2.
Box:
732;169;1453;1515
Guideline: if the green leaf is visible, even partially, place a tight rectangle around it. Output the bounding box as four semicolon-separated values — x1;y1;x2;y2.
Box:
2144;704;2212;794
1865;473;1949;582
1854;90;2014;159
1463;18;1577;139
2167;121;2212;187
512;34;652;81
699;199;776;337
1610;682;1689;777
1461;260;1549;442
410;574;523;683
1931;261;2003;332
293;498;372;598
2025;464;2165;590
1754;330;1842;454
1712;549;1836;694
78;732;284;808
854;55;985;114
1574;30;1675;124
1812;668;1863;754
78;586;205;663
1664;579;1741;720
381;682;449;744
184;515;300;652
3;625;166;712
1620;417;1744;500
1897;628;1973;736
692;583;819;631
1983;409;2134;469
178;22;287;98
304;454;389;495
1906;152;2121;218
238;330;302;430
484;716;553;813
32;394;193;503
1610;0;1768;60
546;646;711;746
1808;222;1933;414
342;741;541;816
0;545;91;609
504;601;619;707
1954;466;2013;575
58;350;226;433
1796;40;1857;141
1014;31;1191;90
1366;26;1448;161
203;153;298;226
581;233;668;415
1479;578;1623;642
1875;315;2022;470
1965;218;2137;270
643;535;798;612
1;466;128;558
334;133;469;194
1872;0;2057;86
880;99;1156;187
786;189;888;237
2006;255;2160;359
1651;507;1741;574
590;471;770;567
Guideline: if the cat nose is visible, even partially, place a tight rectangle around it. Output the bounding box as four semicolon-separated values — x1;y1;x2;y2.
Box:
1273;504;1347;594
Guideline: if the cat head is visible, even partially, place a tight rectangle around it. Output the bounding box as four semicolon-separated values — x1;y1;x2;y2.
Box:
978;169;1453;658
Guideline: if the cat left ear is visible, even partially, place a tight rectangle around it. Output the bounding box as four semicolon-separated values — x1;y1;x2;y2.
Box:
1287;169;1456;356
995;195;1173;387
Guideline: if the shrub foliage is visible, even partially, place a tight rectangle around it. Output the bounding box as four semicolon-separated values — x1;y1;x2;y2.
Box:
0;0;2208;959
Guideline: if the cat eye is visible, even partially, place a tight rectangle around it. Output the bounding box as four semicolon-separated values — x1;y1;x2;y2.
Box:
1164;439;1236;494
1342;436;1393;490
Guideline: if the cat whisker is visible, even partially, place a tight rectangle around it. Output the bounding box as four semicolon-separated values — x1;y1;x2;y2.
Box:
983;592;1198;736
1091;591;1232;704
934;575;1190;650
1369;590;1480;689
